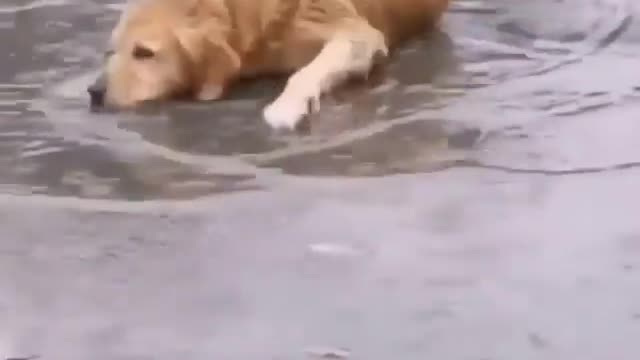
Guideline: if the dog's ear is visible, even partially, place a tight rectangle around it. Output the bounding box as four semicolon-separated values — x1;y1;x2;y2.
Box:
174;21;241;101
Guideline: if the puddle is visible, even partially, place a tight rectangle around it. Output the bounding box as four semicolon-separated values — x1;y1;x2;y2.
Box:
0;0;639;200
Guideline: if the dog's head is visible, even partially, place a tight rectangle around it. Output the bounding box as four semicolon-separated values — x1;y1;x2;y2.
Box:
89;0;241;108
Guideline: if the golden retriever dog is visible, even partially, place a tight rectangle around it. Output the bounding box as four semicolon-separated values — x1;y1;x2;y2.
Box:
88;0;450;129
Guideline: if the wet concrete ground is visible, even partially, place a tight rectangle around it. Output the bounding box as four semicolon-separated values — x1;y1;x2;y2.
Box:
2;0;640;359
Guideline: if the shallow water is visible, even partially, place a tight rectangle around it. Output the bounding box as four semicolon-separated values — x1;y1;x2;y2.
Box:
2;1;640;359
2;0;638;200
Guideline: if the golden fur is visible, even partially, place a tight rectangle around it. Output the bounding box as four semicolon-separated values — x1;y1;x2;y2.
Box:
93;0;450;129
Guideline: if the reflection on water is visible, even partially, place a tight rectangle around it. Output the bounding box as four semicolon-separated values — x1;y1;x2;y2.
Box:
0;0;638;200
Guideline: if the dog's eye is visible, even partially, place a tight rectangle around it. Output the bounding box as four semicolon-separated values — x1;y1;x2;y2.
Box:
132;45;155;59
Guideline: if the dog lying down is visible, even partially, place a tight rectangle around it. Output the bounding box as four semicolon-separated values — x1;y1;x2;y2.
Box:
88;0;450;130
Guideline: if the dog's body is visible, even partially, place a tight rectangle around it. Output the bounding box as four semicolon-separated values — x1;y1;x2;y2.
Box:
90;0;450;129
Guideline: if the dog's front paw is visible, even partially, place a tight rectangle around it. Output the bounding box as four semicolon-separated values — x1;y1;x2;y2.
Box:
263;92;320;130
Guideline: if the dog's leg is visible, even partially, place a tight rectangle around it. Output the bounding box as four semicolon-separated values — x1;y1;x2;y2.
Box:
263;20;388;130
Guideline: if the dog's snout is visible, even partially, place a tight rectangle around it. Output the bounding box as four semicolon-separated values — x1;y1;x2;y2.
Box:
88;83;105;106
87;76;106;107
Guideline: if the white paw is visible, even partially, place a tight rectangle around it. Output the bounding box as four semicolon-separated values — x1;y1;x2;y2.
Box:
263;91;320;130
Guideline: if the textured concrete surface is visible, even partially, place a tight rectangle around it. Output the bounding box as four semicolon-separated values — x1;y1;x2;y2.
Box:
2;168;640;360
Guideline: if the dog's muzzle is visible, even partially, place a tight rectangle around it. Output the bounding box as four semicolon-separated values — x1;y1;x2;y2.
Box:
87;73;107;108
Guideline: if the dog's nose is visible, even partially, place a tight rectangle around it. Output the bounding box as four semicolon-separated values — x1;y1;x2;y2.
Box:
87;77;106;107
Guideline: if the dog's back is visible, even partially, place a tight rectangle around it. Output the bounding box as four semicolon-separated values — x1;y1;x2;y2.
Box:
348;0;449;46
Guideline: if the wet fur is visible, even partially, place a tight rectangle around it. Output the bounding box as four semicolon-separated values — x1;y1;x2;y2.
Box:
102;0;450;129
